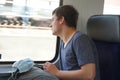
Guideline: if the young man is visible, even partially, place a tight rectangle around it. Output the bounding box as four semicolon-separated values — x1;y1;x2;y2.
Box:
43;5;100;80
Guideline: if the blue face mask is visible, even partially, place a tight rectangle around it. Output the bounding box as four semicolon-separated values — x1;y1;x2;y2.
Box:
12;58;35;73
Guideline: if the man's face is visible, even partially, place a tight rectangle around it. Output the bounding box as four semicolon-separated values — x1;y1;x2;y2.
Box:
49;14;62;36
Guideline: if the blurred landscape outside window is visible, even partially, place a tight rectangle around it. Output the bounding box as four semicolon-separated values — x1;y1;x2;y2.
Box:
0;0;60;62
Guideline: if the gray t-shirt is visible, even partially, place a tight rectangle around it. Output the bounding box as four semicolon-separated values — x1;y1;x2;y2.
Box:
59;31;100;80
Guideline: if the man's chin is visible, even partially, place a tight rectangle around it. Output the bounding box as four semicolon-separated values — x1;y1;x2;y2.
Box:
52;33;56;35
52;32;57;36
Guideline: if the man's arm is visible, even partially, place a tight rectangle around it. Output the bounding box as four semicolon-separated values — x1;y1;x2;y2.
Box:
44;62;96;80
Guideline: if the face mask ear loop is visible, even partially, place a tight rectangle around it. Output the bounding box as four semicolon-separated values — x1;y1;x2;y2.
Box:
8;69;19;80
8;73;14;80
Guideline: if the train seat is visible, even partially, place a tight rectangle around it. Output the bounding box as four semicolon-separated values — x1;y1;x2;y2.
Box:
87;15;120;80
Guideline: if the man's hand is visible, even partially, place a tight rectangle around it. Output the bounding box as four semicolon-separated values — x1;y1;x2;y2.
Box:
43;62;59;76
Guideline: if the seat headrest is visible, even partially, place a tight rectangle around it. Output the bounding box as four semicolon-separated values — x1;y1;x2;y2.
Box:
87;15;120;43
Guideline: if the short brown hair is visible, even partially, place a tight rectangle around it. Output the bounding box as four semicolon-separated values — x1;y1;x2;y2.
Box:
52;5;79;29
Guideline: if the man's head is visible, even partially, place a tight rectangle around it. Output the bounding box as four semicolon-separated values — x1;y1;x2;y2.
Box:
50;5;79;36
52;5;79;29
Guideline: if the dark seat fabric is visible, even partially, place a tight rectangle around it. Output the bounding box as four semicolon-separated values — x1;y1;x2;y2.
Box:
94;40;120;80
87;15;120;80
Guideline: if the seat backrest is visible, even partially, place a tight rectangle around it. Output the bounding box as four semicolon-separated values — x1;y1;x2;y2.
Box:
87;15;120;80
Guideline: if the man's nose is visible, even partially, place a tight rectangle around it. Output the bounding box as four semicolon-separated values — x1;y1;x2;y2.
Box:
49;24;52;27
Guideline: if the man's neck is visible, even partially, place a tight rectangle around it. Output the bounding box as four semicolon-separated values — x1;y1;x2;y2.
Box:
60;27;76;47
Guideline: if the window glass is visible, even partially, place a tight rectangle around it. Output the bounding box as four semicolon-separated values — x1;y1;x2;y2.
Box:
103;0;120;14
0;0;60;62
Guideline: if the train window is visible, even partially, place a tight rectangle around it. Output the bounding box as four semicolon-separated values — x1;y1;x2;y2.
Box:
104;0;120;14
0;0;61;62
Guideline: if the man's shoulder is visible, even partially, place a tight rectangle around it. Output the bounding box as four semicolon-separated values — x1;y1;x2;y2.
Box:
73;31;88;40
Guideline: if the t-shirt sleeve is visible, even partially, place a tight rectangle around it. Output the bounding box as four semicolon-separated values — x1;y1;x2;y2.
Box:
73;34;96;67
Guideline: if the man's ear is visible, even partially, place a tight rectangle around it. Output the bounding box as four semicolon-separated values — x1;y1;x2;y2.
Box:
59;16;64;24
